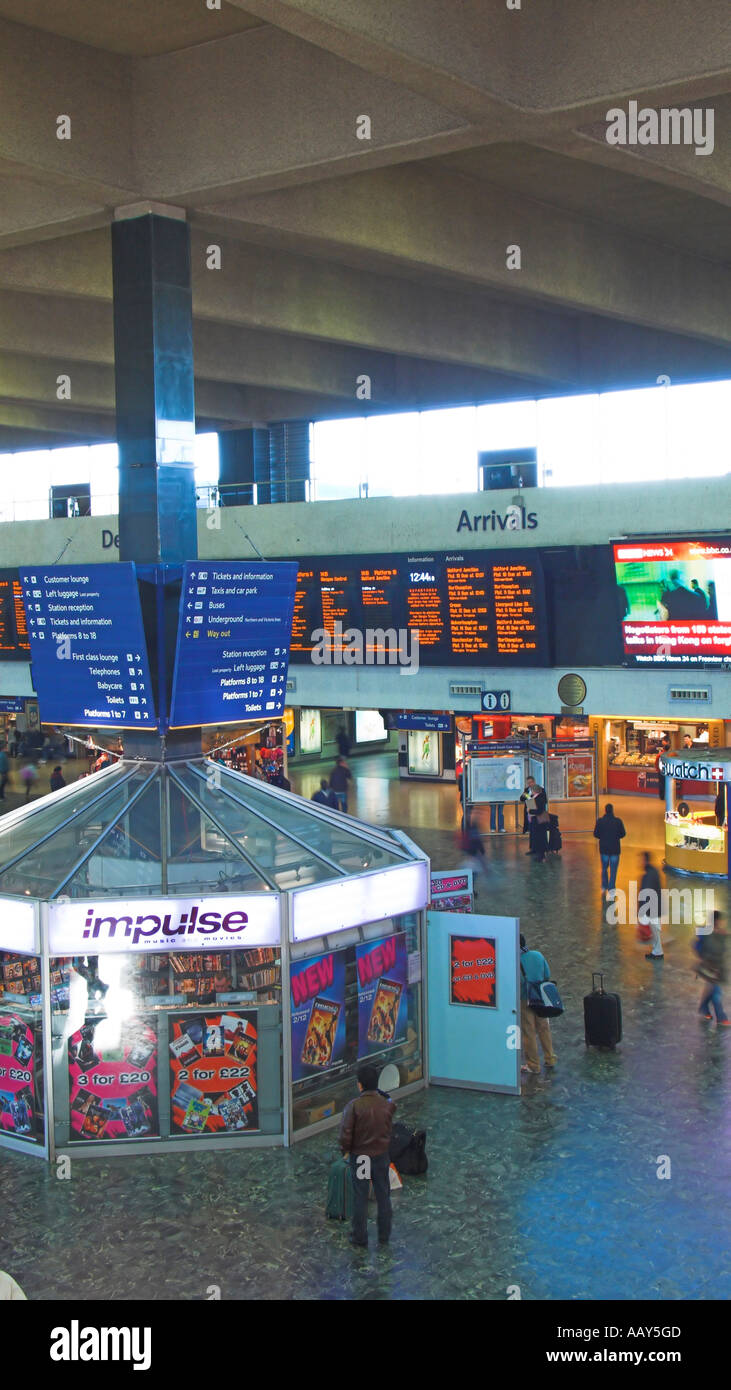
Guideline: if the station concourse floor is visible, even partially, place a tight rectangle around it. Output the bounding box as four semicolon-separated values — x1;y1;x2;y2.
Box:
1;752;730;1302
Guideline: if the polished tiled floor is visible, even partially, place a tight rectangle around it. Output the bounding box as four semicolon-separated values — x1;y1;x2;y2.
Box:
1;751;729;1301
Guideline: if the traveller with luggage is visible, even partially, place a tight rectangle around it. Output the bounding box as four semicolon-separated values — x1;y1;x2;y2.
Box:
339;1065;396;1247
519;934;560;1075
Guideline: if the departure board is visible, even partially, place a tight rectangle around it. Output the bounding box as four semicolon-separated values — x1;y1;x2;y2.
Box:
0;569;31;660
286;550;547;666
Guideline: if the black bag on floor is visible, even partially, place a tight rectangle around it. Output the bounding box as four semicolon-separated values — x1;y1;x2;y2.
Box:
548;814;562;852
389;1122;428;1175
584;972;622;1048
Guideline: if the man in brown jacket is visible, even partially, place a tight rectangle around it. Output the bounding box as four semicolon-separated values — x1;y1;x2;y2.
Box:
339;1064;396;1247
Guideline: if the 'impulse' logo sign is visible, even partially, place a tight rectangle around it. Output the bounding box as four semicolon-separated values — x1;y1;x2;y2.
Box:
49;895;281;955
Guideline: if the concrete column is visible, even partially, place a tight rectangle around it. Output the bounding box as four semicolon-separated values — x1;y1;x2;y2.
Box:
268;419;310;504
218;426;269;506
112;206;197;564
111;205;199;757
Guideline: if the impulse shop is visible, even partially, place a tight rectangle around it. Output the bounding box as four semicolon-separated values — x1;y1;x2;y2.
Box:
0;773;428;1159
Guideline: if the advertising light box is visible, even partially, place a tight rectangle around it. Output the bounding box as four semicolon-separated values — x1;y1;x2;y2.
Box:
169;561;298;728
0;897;39;955
288;549;548;667
19;564;156;729
355;709;387;743
291;861;429;942
614;537;731;667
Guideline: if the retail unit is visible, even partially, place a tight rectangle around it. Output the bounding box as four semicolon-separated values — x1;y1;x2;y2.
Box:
0;759;428;1161
657;747;730;878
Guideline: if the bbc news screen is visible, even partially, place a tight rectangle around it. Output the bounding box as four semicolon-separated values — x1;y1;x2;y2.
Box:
287;550;548;666
614;538;731;667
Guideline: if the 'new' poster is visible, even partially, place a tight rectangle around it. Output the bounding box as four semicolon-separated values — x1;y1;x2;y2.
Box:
68;1015;159;1140
356;933;407;1056
290;950;347;1082
169;1011;258;1134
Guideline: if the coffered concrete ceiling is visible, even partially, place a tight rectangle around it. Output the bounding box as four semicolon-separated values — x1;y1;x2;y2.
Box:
0;0;728;448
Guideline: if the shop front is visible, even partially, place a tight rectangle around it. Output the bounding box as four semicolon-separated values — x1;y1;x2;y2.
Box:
658;748;730;879
593;717;726;798
0;758;428;1161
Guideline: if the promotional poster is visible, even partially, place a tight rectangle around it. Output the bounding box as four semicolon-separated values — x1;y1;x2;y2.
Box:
0;1013;39;1143
68;1015;159;1141
169;1010;259;1134
450;935;497;1008
429;871;474;914
356;933;408;1056
566;752;594;798
290;950;347;1081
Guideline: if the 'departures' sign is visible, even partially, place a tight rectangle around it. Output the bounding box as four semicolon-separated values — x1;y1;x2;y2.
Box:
49;895;281;956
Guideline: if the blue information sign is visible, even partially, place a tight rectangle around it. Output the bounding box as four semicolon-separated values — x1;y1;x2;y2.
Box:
0;697;25;713
395;712;452;732
169;561;298;728
18;564;156;729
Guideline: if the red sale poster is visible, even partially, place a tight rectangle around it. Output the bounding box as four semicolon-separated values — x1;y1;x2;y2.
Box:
450;936;497;1008
68;1015;159;1141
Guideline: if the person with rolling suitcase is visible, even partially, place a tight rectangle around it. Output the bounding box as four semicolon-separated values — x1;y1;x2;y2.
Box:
339;1064;396;1248
584;972;622;1048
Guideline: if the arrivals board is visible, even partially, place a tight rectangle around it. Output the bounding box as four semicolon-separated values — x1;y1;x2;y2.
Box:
169;561;298;727
0;569;31;660
18;564;156;729
287;550;548;665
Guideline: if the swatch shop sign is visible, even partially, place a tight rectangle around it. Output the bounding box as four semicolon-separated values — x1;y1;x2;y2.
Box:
49;895;281;956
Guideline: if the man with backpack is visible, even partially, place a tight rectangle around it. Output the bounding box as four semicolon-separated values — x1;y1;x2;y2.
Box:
520;933;558;1075
339;1064;396;1247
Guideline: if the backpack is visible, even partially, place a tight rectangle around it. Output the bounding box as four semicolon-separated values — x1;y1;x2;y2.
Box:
522;962;564;1018
388;1122;428;1175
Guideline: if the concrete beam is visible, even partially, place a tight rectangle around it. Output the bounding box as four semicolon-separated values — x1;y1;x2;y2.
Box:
0;18;135;195
209;164;731;345
133;26;478;202
0;287;560;405
236;0;731;114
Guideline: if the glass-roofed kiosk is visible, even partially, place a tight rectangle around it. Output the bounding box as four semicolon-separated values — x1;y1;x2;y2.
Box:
0;758;428;1160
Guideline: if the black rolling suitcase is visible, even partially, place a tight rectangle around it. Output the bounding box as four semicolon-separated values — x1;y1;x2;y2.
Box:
548;814;562;853
584;972;622;1048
